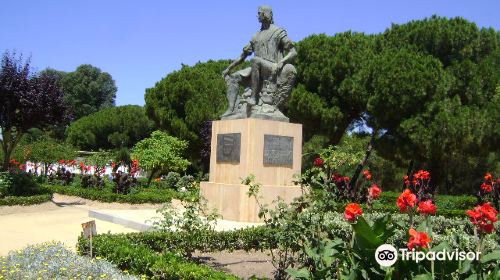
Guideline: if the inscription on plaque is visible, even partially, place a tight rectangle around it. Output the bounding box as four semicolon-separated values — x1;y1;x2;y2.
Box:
263;135;293;166
216;133;241;163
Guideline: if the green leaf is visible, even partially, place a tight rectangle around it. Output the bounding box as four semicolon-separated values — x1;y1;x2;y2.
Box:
285;268;310;279
351;216;382;249
481;250;500;263
413;273;433;280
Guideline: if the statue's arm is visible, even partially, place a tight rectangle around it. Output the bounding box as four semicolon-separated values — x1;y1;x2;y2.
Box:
222;52;248;77
276;32;297;71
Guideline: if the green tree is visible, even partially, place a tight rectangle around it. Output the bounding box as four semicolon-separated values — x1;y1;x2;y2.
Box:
0;52;67;170
286;32;376;144
144;60;229;170
364;17;500;193
24;138;76;176
66;105;154;151
61;64;116;120
131;130;190;186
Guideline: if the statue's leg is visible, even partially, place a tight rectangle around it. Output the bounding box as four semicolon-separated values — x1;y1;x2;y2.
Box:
221;74;241;117
248;57;264;106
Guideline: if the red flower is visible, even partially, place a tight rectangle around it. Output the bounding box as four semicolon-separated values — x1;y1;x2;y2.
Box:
344;203;363;222
407;228;431;250
368;184;382;199
397;189;417;213
417;200;437;215
481;183;493;193
403;175;410;186
343;176;350;182
58;159;66;165
484;173;493;181
19;164;26;171
466;203;498;234
363;170;372;180
414;170;430;180
313;157;324;167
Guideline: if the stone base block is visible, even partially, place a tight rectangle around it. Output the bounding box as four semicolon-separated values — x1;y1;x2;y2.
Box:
200;182;302;223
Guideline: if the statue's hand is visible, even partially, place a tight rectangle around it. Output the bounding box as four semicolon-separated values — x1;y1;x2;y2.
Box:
272;61;284;77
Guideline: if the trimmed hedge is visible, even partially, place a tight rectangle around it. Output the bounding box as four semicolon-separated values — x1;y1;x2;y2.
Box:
46;185;187;204
78;234;239;279
77;227;276;255
372;191;478;217
0;193;52;206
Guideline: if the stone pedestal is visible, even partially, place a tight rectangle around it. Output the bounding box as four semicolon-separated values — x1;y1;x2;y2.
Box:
200;118;302;222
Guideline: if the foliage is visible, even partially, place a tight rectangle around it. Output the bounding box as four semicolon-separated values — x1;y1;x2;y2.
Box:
23;138;76;176
131;130;190;185
77;235;238;279
144;60;229;170
0;193;52;206
66;105;154;150
60;64;117;120
366;17;500;193
287;32;376;144
0;51;67;170
0;171;41;197
150;193;221;258
244;174;500;279
45;184;189;204
0;242;138;279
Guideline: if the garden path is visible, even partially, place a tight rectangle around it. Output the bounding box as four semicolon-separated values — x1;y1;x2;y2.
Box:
0;194;163;256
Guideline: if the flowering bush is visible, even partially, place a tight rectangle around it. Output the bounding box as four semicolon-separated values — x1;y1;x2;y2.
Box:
0;242;138;279
477;172;499;209
466;203;498;234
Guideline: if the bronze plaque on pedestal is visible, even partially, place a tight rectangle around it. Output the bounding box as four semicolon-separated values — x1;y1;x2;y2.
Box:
263;135;293;166
216;133;241;163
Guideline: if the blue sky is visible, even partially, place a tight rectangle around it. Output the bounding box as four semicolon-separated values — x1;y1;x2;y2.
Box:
1;0;499;106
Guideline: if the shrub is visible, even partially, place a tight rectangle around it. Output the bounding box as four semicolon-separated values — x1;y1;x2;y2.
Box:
46;184;184;204
77;235;239;279
162;171;181;189
0;171;40;197
176;174;195;191
0;242;138;279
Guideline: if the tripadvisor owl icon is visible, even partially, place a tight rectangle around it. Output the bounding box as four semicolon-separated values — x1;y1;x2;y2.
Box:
375;244;398;267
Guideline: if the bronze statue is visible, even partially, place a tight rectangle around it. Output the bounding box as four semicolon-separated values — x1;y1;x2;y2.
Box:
221;6;297;122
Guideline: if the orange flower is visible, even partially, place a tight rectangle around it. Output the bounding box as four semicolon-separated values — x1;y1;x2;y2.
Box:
417;200;437;215
368;184;382;199
344;203;363;222
363;169;372;180
407;228;431;250
481;183;493;193
397;189;417;213
466;203;498;234
484;173;493;181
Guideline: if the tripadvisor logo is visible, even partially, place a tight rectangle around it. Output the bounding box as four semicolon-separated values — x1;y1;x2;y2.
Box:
375;244;481;267
375;244;398;267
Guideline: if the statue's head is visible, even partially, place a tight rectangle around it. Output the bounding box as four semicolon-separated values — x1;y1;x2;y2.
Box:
258;5;273;24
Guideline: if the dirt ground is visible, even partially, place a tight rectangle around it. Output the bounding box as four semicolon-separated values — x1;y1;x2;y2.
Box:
0;194;275;279
195;250;274;279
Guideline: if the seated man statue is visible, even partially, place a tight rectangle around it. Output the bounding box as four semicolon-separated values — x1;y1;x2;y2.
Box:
220;5;297;122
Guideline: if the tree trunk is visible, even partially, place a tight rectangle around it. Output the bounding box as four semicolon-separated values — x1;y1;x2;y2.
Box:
349;129;378;196
1;128;24;171
147;168;158;187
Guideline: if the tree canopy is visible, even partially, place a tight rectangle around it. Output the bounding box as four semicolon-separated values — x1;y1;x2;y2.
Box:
61;64;117;120
131;130;190;185
66;105;154;151
144;60;229;168
0;52;67;170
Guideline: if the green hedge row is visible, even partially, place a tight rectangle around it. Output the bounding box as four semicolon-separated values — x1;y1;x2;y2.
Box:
77;234;239;280
77;227;275;255
0;193;52;206
46;185;186;204
371;191;478;217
